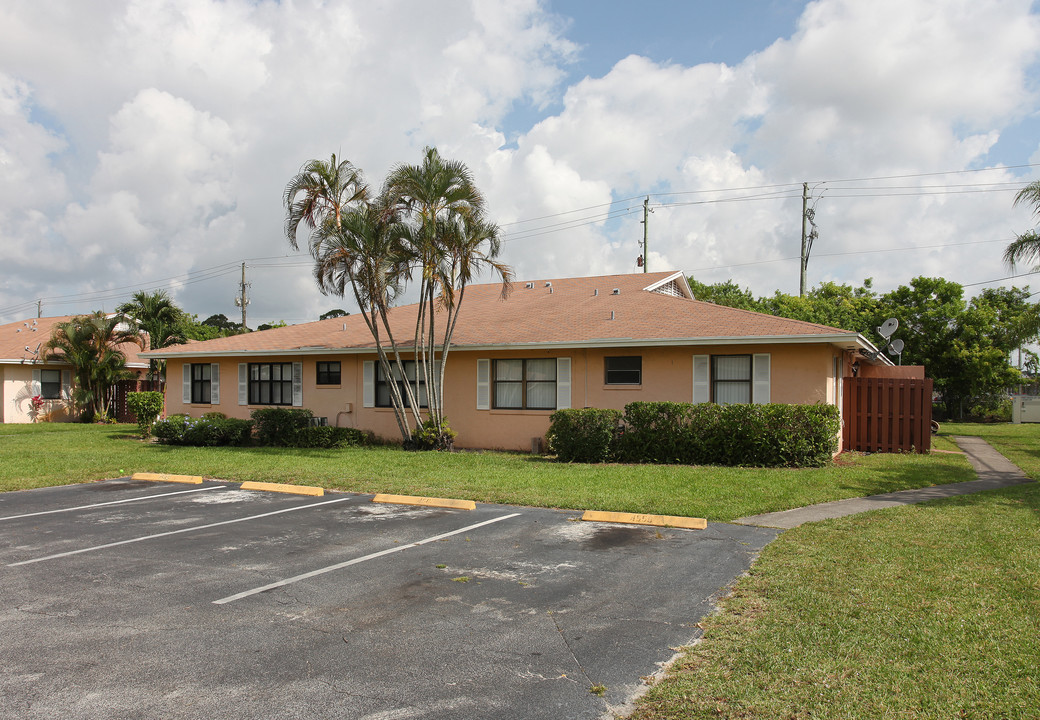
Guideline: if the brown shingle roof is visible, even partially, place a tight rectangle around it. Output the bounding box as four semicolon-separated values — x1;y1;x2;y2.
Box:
145;271;871;359
0;315;148;367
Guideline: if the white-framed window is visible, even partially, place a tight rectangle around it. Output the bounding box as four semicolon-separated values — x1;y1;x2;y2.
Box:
693;353;770;405
40;369;62;399
493;358;557;409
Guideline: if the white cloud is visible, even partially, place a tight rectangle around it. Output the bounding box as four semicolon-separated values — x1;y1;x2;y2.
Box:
1;0;1039;326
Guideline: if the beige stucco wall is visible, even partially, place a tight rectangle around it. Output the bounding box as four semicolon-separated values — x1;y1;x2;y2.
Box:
0;364;75;424
165;342;851;451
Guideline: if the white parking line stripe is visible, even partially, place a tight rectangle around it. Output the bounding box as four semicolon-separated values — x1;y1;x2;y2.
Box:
0;486;225;522
7;497;355;567
212;512;523;605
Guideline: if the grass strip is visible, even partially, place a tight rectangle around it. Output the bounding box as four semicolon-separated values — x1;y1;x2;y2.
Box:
0;424;975;521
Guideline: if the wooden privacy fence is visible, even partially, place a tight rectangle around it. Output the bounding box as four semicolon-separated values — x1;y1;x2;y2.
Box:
842;377;933;454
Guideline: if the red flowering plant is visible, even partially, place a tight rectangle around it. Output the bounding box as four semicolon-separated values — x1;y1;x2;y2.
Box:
30;395;45;412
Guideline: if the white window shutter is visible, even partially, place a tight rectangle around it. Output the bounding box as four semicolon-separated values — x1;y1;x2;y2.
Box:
753;353;771;404
61;370;72;401
182;364;191;404
556;357;571;410
210;363;220;405
292;362;303;407
476;359;490;410
692;355;709;403
363;361;375;408
238;363;248;406
31;368;41;395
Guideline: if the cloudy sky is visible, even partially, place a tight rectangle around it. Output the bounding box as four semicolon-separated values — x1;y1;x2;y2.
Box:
2;0;1040;327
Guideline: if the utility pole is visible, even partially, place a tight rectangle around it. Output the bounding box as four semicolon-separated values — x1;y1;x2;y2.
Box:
799;182;819;297
799;182;808;297
639;196;653;273
234;262;250;330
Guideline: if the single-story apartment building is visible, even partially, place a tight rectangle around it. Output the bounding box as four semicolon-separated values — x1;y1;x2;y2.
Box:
144;271;894;450
0;315;150;423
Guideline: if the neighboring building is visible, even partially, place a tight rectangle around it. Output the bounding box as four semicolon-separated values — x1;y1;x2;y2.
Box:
144;271;892;450
0;316;150;423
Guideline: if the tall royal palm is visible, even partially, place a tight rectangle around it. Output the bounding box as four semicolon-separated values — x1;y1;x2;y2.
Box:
383;147;512;444
1003;180;1040;269
284;154;368;253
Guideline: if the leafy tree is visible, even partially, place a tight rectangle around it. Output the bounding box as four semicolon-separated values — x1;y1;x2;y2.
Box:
256;321;289;331
116;290;186;387
44;312;144;421
319;309;350;320
687;277;761;311
201;313;247;334
1003;180;1040;269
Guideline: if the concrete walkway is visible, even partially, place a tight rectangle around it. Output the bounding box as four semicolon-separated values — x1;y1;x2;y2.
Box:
732;436;1034;529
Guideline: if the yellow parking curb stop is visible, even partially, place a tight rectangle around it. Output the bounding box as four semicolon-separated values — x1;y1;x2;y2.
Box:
240;481;324;497
373;494;476;510
132;472;203;485
581;510;707;530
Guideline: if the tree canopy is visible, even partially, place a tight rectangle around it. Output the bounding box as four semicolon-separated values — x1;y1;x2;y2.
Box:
688;274;1040;418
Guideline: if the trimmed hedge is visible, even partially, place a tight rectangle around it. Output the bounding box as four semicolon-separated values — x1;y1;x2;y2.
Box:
545;408;623;463
153;414;254;446
546;401;840;468
153;408;367;449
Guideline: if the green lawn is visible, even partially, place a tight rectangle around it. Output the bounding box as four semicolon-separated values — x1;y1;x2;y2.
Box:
0;423;975;522
4;422;1036;716
630;423;1040;719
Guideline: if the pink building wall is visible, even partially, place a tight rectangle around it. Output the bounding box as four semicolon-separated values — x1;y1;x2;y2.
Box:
165;342;854;451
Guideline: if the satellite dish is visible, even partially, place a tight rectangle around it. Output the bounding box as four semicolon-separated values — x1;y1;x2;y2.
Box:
887;339;905;355
878;318;899;339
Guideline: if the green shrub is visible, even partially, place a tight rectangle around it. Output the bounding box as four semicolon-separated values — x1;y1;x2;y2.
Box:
410;418;457;451
127;391;164;435
153;415;253;446
250;408;315;446
289;425;367;449
545;408;624;463
550;402;840;468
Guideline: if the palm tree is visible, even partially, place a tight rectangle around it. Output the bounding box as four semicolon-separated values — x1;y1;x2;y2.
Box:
117;290;185;388
45;312;144;421
1003;180;1040;269
382;147;512;446
284;153;368;251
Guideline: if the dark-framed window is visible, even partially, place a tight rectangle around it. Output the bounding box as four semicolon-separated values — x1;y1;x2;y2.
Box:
604;356;641;385
191;363;211;404
376;360;427;408
40;369;61;400
493;358;556;410
712;355;751;405
249;362;293;406
316;361;341;385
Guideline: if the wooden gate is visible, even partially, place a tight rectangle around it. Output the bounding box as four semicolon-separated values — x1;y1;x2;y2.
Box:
842;377;933;453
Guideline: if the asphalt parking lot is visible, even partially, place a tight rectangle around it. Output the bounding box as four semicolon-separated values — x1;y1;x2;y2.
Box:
0;478;779;720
